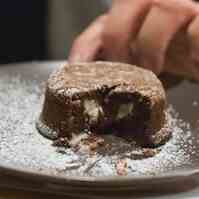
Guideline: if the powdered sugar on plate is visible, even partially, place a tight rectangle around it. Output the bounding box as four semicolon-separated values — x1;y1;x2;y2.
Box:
0;74;198;178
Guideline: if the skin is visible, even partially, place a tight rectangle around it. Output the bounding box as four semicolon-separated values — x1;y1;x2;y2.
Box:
68;0;199;80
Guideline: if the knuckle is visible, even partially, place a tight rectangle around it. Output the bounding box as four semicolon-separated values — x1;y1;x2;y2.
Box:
153;0;197;17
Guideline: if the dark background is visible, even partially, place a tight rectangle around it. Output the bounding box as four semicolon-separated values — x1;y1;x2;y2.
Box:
0;1;47;64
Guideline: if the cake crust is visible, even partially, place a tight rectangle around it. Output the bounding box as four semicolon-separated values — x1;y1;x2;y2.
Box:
38;62;170;146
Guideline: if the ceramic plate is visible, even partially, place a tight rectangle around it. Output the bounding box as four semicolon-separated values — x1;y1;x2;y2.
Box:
0;61;199;197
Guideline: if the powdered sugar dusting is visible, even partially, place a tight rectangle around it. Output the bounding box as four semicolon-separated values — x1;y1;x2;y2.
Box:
47;67;83;98
0;74;198;178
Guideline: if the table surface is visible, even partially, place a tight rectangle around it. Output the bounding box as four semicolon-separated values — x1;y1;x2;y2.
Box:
0;185;199;199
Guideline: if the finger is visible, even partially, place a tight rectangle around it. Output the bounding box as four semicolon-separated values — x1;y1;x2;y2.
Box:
187;14;199;80
188;14;199;62
134;0;198;74
102;0;152;62
164;30;193;78
68;15;107;63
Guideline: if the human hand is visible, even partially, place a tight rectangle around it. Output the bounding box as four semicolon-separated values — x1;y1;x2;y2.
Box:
68;0;199;81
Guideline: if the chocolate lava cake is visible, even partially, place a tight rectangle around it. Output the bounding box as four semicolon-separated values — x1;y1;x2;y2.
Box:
37;62;170;147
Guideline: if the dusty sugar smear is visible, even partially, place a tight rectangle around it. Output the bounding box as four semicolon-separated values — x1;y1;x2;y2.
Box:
0;74;197;177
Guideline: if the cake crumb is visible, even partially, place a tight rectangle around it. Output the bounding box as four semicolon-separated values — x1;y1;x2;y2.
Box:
143;148;160;158
53;138;69;147
116;159;128;176
88;136;105;151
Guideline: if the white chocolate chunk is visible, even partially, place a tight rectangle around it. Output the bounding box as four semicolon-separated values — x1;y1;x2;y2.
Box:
69;133;89;147
117;103;134;119
84;100;103;124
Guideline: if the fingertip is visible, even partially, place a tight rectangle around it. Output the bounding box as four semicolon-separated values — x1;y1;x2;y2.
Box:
68;39;103;63
68;53;82;63
138;54;164;75
67;43;82;63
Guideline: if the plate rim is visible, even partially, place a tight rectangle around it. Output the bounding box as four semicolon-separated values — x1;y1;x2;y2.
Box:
1;163;199;187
